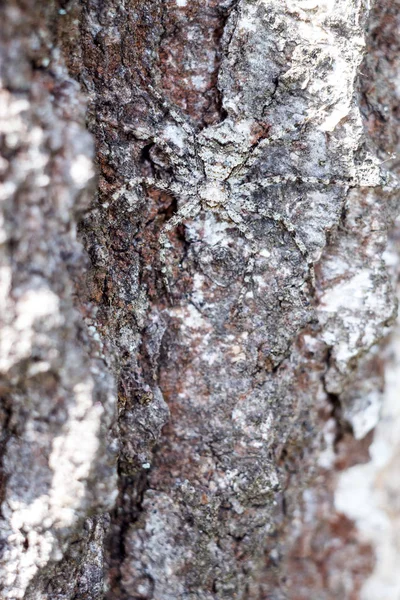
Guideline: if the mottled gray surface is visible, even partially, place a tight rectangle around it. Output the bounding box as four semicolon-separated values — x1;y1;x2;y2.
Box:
0;2;117;598
1;0;399;598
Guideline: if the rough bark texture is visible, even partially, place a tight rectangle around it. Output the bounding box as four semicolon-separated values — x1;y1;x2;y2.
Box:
1;0;400;599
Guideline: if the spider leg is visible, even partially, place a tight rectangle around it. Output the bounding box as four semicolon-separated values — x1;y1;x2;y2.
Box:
224;204;254;242
144;80;197;140
127;175;183;197
244;196;316;288
153;134;186;165
278;187;316;288
127;176;201;295
258;175;333;187
159;198;202;295
222;205;259;313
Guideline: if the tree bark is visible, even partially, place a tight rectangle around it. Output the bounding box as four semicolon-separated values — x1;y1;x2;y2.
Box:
1;0;399;598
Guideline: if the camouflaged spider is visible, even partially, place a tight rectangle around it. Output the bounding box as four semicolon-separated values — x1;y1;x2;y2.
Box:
128;116;358;298
122;79;387;302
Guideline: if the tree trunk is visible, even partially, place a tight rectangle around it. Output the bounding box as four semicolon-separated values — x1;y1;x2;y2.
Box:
1;0;399;598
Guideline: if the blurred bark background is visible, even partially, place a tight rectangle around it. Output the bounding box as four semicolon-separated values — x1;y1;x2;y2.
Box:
1;0;400;598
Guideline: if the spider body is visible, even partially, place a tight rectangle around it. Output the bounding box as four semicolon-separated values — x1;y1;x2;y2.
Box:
199;180;229;210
